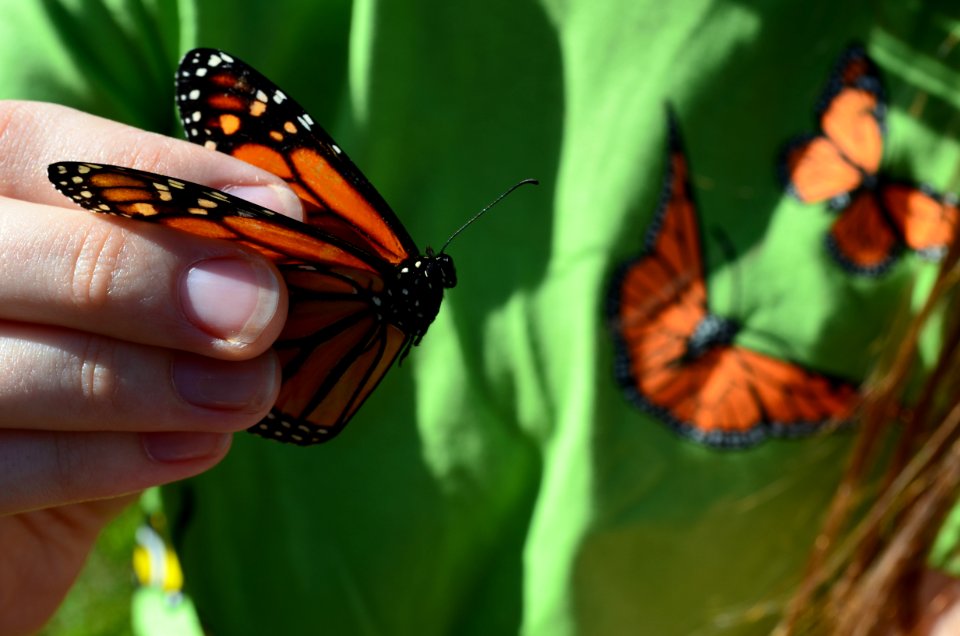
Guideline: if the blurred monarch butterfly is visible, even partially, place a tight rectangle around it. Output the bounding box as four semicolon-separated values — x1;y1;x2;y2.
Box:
607;112;859;448
781;44;957;276
50;49;533;445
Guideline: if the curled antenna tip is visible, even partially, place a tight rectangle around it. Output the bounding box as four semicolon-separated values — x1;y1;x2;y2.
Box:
440;178;539;253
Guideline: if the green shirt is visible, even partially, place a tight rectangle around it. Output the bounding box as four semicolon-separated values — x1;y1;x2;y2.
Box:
4;0;960;634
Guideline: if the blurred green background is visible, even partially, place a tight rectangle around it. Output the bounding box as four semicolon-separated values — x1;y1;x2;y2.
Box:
40;510;138;636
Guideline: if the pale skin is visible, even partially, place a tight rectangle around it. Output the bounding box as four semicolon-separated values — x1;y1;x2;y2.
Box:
0;100;302;635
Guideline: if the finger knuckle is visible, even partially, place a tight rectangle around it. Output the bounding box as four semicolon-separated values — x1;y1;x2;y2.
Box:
0;101;37;190
0;100;34;148
69;333;121;408
68;221;130;310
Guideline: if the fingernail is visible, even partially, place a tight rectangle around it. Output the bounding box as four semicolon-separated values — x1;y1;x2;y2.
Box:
172;354;277;410
223;184;303;220
142;432;231;463
181;258;280;343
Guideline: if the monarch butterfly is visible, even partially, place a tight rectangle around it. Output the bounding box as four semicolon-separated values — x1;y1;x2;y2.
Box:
781;44;957;276
50;49;532;445
607;112;859;448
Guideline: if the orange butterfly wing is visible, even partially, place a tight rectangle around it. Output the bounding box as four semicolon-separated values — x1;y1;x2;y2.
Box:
820;83;884;176
269;265;407;442
634;346;857;446
881;183;958;260
176;48;418;266
778;44;933;276
170;49;460;444
608;114;859;447
782;45;885;205
783;135;865;204
48;162;418;445
782;44;959;276
826;191;901;273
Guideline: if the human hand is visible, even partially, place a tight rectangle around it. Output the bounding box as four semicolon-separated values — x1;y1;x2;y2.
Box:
0;101;300;634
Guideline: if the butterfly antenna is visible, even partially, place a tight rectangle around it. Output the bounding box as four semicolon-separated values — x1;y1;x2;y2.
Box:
439;178;539;253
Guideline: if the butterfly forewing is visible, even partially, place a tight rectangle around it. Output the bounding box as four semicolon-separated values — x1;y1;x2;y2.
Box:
50;163;382;272
818;46;885;174
176;48;418;265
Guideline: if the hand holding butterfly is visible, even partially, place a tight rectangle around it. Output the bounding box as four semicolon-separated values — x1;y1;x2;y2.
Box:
0;101;301;634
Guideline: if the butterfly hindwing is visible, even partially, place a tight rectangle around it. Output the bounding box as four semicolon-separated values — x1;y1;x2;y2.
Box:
825;191;902;275
267;266;407;444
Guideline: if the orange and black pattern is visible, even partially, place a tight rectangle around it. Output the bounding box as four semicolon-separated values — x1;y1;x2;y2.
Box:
176;49;418;266
607;114;859;448
49;49;458;446
781;44;957;276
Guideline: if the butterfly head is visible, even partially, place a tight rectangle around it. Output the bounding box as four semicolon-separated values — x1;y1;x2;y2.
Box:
425;247;457;289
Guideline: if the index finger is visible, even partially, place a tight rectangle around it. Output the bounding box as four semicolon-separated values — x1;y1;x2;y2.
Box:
0;100;302;218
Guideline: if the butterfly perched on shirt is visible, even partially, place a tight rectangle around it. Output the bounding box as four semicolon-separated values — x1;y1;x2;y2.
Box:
49;49;462;446
607;112;859;448
780;43;957;276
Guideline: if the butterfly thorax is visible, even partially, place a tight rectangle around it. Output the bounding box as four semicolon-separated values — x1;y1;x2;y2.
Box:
683;313;739;361
383;250;457;347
